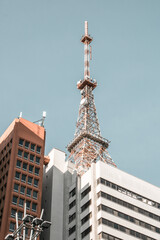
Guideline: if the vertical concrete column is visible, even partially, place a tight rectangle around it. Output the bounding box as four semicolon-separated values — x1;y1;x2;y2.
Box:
63;172;72;240
76;175;81;240
91;163;97;239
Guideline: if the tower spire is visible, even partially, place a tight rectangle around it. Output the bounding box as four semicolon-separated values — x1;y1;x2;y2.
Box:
81;21;92;79
67;22;116;175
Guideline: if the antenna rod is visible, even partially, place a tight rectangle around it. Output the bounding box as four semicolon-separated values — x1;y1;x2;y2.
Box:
85;21;88;35
81;21;93;80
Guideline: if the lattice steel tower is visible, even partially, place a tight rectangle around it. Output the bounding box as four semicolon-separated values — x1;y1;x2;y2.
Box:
67;21;116;175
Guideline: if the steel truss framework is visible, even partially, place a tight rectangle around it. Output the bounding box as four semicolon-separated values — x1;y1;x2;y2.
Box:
67;22;116;175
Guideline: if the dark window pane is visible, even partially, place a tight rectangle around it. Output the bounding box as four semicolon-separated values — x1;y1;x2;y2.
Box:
31;144;35;152
25;141;30;149
33;190;38;199
35;156;40;164
11;209;16;218
12;196;18;205
23;162;27;171
32;202;37;212
18;149;23;157
24;152;29;160
30;154;34;162
18;211;23;220
27;188;32;197
35;168;39;176
19;139;24;146
15;171;20;180
21;174;26;182
14;183;19;192
28;176;32;185
16;160;21;168
36;146;41;154
9;222;15;232
29;165;34;173
19;198;24;207
34;179;39;187
26;200;31;210
20;186;25;194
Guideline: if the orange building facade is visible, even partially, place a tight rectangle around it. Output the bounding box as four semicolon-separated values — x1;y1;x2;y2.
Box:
0;118;47;239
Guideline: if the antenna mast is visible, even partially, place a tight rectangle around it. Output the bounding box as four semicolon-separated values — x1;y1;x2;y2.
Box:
81;21;93;79
67;21;116;175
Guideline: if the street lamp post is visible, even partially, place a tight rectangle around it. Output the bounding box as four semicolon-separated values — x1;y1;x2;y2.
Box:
5;205;51;240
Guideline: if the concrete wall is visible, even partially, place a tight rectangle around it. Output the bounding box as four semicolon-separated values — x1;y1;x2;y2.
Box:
41;148;66;240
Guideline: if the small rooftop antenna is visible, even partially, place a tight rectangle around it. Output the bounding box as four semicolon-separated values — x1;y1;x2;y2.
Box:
33;111;46;127
41;111;46;127
19;112;22;118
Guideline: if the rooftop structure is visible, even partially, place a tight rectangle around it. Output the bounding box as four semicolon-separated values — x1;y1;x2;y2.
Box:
67;21;116;175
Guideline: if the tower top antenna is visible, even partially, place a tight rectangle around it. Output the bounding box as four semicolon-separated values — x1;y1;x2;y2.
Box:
85;21;88;35
77;21;96;90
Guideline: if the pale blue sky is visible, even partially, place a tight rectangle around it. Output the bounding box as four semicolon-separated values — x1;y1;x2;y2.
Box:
0;0;160;187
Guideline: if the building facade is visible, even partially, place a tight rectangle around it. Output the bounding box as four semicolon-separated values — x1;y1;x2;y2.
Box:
41;22;160;240
0;117;47;239
42;149;160;240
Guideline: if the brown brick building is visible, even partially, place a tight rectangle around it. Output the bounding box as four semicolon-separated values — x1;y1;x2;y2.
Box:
0;117;48;239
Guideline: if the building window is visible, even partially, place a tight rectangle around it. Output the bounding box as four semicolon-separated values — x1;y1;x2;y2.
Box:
36;146;41;154
18;211;23;220
21;174;26;183
99;204;160;234
31;144;35;152
69;200;76;210
35;156;40;165
9;222;15;232
33;190;38;199
24;152;29;160
98;191;160;222
35;167;39;176
69;213;76;223
14;183;19;192
20;186;25;195
69;188;76;198
81;213;92;225
81;200;91;212
25;141;30;149
19;139;24;146
12;196;18;205
16;160;22;168
32;202;37;212
19;198;24;207
101;232;123;240
81;226;92;239
98;177;159;210
29;165;34;173
69;225;76;236
11;209;16;218
15;171;20;180
26;200;31;210
81;186;91;199
28;176;33;185
34;179;39;187
18;149;23;157
27;188;32;197
30;154;34;162
23;162;27;171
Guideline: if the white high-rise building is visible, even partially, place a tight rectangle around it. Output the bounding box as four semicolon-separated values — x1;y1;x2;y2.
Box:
41;148;160;240
41;22;160;240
